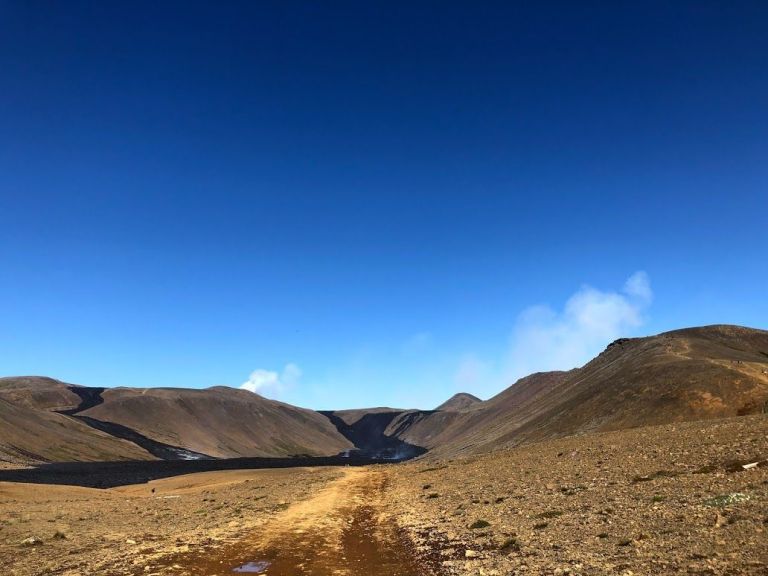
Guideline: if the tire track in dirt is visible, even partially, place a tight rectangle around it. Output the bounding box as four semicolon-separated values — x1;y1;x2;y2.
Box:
153;467;442;576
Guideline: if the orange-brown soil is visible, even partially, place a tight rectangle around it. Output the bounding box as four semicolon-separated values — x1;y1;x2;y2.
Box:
1;414;766;575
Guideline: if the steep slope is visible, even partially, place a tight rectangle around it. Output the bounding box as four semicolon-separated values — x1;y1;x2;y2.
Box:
387;324;768;457
0;378;154;465
386;371;571;454
0;378;353;464
435;392;481;411
2;324;766;465
501;324;768;445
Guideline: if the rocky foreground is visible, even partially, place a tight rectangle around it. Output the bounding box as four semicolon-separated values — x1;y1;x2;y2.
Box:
0;414;765;575
0;468;344;575
387;414;768;575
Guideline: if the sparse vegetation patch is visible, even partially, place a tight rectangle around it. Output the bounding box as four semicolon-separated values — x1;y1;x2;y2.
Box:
704;493;751;507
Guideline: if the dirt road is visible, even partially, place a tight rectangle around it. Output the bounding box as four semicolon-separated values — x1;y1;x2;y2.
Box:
3;415;766;576
155;466;439;576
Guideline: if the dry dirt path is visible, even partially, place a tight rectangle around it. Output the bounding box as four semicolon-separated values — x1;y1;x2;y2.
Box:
155;466;440;576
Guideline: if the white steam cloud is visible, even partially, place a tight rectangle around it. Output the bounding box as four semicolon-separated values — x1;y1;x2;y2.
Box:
454;354;492;391
451;272;653;397
240;363;302;398
505;271;652;383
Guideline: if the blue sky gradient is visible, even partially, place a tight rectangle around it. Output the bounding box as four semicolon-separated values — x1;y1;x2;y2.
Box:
1;2;767;409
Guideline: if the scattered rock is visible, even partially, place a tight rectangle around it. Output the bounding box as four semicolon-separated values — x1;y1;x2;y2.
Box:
20;537;43;547
715;513;727;528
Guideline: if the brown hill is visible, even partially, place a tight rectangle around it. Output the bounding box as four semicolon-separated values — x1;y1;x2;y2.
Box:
435;392;481;411
0;377;352;465
2;324;766;465
385;324;768;456
0;378;153;465
80;386;352;458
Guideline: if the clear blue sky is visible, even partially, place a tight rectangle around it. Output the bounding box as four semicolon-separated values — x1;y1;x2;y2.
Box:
1;2;766;409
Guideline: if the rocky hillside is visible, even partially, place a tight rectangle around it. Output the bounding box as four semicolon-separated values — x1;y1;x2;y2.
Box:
0;378;352;465
2;325;766;465
385;324;768;456
0;378;152;465
79;386;352;458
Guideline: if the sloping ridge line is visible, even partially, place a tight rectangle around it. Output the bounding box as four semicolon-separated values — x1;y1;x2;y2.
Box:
57;386;213;461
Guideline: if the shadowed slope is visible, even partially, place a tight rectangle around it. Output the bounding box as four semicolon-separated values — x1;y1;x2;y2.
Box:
58;386;211;460
0;378;154;465
321;410;426;460
80;387;353;459
0;378;352;464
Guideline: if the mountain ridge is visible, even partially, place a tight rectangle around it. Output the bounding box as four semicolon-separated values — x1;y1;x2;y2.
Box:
2;324;766;466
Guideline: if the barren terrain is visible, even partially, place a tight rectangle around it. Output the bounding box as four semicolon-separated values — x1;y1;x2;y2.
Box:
389;414;768;575
2;414;766;575
3;326;766;468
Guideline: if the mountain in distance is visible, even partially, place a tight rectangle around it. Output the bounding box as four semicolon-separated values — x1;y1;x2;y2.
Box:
0;377;352;466
0;377;153;464
435;392;482;411
1;324;766;467
77;386;351;458
380;324;768;456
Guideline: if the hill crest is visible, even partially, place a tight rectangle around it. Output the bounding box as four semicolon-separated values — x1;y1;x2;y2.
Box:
435;392;482;411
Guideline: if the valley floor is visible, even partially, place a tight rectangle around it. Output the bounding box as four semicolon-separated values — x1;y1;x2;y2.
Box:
1;415;766;575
